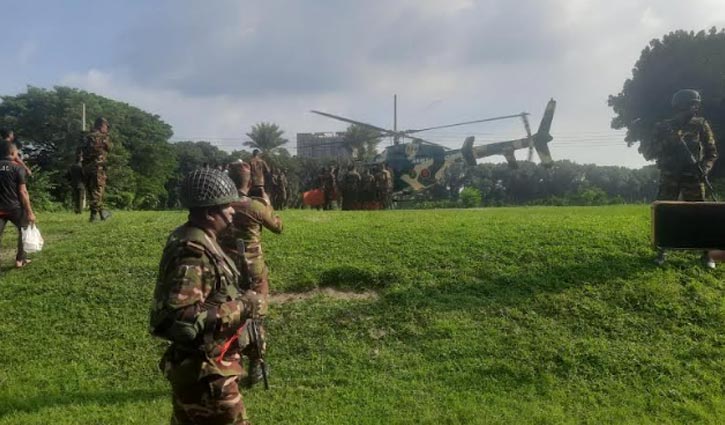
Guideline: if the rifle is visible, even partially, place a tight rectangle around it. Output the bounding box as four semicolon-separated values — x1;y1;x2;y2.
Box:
676;137;718;202
236;239;269;390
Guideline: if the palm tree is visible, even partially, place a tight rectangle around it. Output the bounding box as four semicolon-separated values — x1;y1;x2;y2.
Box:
244;122;288;154
343;124;382;160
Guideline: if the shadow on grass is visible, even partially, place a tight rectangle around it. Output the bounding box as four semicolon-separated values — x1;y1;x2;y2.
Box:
286;265;401;293
0;388;166;417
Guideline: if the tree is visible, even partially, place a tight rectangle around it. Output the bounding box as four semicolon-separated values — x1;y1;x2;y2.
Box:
343;124;382;160
0;86;176;209
608;28;725;176
244;122;288;154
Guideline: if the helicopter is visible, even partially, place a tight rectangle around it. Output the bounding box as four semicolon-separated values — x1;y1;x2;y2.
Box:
311;97;557;194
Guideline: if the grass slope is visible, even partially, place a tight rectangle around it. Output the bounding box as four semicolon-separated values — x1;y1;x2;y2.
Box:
0;206;723;424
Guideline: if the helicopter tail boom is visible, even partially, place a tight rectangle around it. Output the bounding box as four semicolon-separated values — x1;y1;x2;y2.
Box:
460;99;556;168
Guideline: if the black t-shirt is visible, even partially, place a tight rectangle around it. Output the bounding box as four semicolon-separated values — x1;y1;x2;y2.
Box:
0;158;27;211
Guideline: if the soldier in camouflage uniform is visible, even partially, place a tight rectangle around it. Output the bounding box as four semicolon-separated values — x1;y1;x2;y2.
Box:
340;164;361;210
219;161;283;385
652;89;718;267
150;168;265;425
80;117;112;222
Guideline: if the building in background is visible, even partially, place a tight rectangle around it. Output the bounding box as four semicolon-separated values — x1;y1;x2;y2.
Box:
296;132;351;160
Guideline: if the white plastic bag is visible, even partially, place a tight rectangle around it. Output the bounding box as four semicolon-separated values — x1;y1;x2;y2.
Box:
22;224;44;253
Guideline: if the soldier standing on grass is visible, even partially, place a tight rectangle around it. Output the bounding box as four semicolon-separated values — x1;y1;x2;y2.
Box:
67;154;85;214
150;168;265;425
219;160;283;386
651;89;718;268
249;149;271;201
80;117;112;222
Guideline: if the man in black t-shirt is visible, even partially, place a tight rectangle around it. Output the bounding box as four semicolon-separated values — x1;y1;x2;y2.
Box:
0;140;36;269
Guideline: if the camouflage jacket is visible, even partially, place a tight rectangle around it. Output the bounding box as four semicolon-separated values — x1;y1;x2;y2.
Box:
150;224;250;377
80;131;112;167
249;157;270;187
654;116;718;176
342;171;360;192
218;195;283;264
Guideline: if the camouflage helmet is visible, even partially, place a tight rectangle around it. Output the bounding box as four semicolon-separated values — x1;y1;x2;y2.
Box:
671;89;701;110
180;168;239;208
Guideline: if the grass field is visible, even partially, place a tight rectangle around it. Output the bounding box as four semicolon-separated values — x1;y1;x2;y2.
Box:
0;206;724;424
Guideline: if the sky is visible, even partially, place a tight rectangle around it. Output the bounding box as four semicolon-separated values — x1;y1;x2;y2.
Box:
1;0;725;168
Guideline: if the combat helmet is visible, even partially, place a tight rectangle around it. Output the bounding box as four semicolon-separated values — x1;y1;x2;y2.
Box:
180;168;239;208
671;89;701;110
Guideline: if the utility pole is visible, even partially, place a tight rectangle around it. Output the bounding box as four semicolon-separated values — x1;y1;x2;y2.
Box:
393;94;398;145
81;103;87;132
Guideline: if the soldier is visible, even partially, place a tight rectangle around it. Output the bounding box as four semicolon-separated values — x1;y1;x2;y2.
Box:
383;164;394;209
219;161;283;385
340;164;361;210
318;166;336;210
360;169;376;210
150;168;264;425
652;89;718;268
80;117;112;222
278;168;289;210
67;154;85;214
249;150;271;200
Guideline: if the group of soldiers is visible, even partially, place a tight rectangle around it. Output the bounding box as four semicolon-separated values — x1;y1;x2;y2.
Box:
317;163;394;210
151;161;284;424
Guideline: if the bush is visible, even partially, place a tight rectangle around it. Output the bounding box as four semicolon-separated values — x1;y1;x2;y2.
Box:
460;187;482;208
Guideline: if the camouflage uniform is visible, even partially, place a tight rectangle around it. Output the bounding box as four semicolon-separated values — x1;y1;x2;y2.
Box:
249;155;270;199
219;196;283;301
80;128;111;219
218;194;283;382
654;116;717;201
67;162;85;214
150;168;262;425
341;169;361;210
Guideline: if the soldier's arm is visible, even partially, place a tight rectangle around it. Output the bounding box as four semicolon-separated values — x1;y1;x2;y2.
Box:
701;121;718;173
259;204;283;234
156;255;257;344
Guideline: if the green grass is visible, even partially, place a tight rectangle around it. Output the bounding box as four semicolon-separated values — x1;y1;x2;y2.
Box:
1;206;724;424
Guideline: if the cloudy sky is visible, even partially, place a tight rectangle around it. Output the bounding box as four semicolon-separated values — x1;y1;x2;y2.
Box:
2;0;725;168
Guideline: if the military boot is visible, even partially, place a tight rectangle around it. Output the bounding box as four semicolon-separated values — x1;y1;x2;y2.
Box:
100;210;113;221
89;211;99;222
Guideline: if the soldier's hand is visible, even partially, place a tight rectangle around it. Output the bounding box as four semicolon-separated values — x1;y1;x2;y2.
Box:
240;291;267;319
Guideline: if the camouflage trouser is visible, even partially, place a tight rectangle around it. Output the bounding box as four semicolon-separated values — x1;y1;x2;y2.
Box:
657;173;705;201
165;355;249;425
237;256;269;365
72;186;85;214
84;166;107;213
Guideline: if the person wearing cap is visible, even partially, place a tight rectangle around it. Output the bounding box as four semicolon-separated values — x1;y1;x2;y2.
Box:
150;167;265;425
79;117;112;222
652;89;718;268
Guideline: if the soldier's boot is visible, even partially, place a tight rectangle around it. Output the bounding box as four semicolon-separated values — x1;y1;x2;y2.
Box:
701;252;716;270
100;210;113;221
89;211;99;222
654;249;666;266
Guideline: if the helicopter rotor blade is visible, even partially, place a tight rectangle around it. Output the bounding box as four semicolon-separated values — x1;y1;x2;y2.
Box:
403;112;529;134
310;110;395;135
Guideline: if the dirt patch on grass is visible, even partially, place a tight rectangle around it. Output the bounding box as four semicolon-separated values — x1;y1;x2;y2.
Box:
271;287;379;304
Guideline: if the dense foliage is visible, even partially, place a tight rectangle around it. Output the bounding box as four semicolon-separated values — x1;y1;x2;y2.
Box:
608;28;725;176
